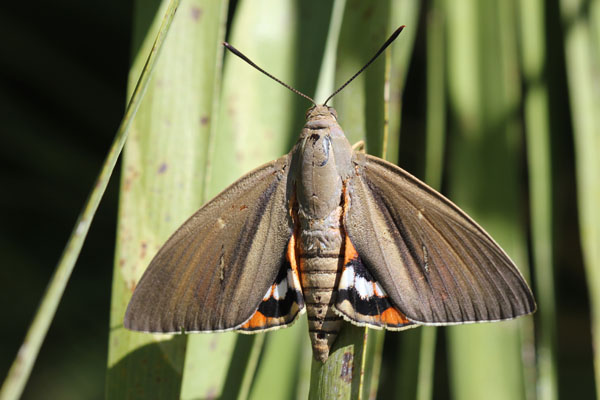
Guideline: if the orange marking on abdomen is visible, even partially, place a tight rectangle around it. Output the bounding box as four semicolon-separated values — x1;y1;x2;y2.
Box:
343;234;359;266
341;184;359;266
288;192;304;275
287;232;298;272
286;216;304;295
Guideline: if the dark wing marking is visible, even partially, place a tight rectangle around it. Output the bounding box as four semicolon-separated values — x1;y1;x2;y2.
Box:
344;154;536;324
238;248;305;332
124;155;293;333
335;250;415;330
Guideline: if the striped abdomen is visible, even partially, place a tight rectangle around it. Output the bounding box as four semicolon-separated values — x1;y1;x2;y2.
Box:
296;204;344;363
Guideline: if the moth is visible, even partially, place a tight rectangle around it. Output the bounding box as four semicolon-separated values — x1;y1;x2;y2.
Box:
124;26;536;362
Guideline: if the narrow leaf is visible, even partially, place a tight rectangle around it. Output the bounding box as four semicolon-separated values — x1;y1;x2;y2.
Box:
518;0;559;398
559;0;600;396
106;0;224;397
445;0;533;398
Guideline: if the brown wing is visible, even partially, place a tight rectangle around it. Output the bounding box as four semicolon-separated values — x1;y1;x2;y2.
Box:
344;154;535;324
124;155;293;333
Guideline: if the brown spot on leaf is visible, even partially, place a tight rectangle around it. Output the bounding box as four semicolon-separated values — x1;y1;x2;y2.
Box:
264;129;274;140
123;168;140;191
340;352;353;383
200;115;210;125
227;94;238;116
235;150;245;163
362;5;374;20
157;162;168;174
140;241;148;259
190;6;203;21
206;386;217;400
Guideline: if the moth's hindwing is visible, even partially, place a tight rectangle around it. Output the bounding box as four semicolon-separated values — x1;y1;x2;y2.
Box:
345;154;536;324
239;237;305;332
334;235;415;330
124;156;293;333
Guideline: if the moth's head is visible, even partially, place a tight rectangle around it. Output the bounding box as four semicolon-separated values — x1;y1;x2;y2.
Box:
305;105;338;121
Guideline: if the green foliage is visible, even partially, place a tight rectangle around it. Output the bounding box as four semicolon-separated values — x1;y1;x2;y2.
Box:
444;1;531;399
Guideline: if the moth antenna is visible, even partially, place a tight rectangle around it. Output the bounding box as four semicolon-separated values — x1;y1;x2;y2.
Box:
323;25;406;106
223;42;317;106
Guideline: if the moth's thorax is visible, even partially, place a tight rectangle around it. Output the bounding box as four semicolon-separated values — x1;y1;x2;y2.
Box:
293;105;353;220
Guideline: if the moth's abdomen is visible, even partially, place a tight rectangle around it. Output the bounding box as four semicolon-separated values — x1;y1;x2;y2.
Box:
296;205;344;363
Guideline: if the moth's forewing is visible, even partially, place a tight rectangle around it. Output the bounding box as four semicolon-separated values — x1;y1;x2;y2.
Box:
344;153;536;324
124;156;293;333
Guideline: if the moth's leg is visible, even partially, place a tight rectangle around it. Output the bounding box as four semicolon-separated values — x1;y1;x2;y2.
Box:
352;140;366;153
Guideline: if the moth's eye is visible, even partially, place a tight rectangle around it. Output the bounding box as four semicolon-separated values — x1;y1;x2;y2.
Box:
327;107;338;119
305;106;316;120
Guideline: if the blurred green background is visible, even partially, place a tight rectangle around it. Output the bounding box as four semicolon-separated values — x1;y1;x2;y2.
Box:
1;0;597;398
